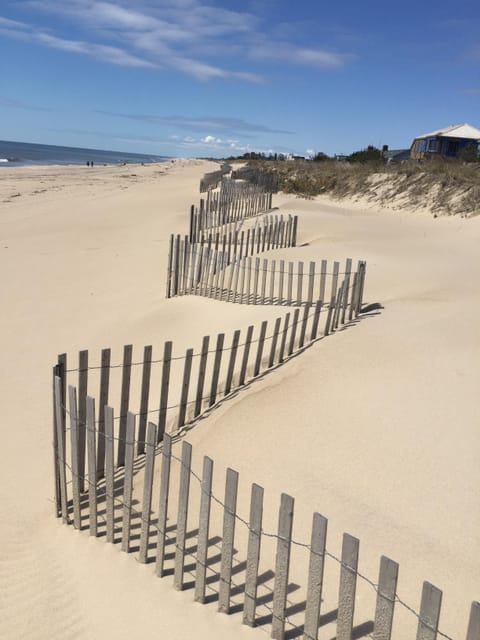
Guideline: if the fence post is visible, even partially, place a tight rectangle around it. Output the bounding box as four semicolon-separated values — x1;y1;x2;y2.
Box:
86;396;98;536
303;513;328;640
288;309;300;356
218;468;239;614
194;456;214;604
310;300;323;341
225;330;241;396
54;374;68;523
174;441;192;590
373;556;399;640
416;582;442;640
210;333;225;406
299;303;310;348
237;325;252;385
254;320;268;376
166;234;174;298
178;348;194;429
269;317;282;368
278;313;291;363
117;344;133;467
243;483;264;627
271;493;295;640
97;347;110;478
336;533;360;640
138;422;158;563
78;349;88;493
104;406;115;544
68;385;81;529
466;602;480;640
155;433;172;576
158;341;173;442
297;261;304;306
137;345;152;456
121;412;136;552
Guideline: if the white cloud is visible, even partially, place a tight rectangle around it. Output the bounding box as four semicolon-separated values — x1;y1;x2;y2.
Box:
2;0;352;81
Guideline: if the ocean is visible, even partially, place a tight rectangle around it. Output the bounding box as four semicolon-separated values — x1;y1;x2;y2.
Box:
0;139;168;167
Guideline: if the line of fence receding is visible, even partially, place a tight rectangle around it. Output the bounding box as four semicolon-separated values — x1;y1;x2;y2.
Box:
192;179;275;238
199;164;232;192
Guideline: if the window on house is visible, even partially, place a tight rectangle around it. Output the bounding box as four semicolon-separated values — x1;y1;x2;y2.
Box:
447;140;459;154
427;139;439;152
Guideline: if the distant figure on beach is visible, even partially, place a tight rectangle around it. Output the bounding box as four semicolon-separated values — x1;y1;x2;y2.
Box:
86;161;90;167
91;160;94;167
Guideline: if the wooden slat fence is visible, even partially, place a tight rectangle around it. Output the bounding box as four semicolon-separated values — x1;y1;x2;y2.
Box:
52;382;479;640
167;234;366;313
199;164;231;192
193;180;275;237
231;166;279;192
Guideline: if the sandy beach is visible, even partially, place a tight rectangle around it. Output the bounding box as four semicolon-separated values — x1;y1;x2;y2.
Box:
1;160;479;639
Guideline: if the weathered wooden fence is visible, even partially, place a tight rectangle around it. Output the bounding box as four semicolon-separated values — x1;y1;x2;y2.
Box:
231;166;279;192
167;234;365;315
193;179;275;236
53;376;480;640
200;164;232;192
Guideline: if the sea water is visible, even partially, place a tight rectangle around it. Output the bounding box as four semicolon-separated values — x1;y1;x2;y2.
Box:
0;139;168;167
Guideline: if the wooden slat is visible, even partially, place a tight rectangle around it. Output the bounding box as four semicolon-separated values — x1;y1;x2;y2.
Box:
466;602;480;640
158;341;173;441
195;336;210;416
194;456;214;604
319;259;327;303
178;348;194;428
246;256;252;304
78;349;88;492
373;556;399;640
341;258;352;325
210;333;225;406
331;260;340;301
278;312;290;363
174;441;192;590
254;320;268;376
243;483;264;627
299;303;310;348
138;422;158;563
68;385;81;529
310;299;323;341
297;261;304;305
137;345;152;455
269;259;276;304
303;513;328;640
86;396;97;536
54;375;68;523
239;325;254;386
155;433;172;576
336;533;360;640
307;261;315;304
271;493;295;640
416;582;442;640
95;349;110;480
218;468;239;614
268;317;282;368
121;412;136;552
117;344;133;467
279;260;285;305
288;308;300;356
287;262;294;305
166;234;174;298
253;257;260;304
225;330;241;395
104;405;115;543
261;258;268;304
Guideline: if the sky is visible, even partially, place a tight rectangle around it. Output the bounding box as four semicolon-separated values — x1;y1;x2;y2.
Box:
1;0;480;158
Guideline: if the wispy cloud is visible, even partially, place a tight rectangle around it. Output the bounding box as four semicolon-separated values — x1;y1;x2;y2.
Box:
0;94;51;111
95;111;294;135
1;0;352;81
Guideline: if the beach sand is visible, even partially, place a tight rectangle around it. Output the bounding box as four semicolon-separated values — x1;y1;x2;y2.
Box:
0;160;478;639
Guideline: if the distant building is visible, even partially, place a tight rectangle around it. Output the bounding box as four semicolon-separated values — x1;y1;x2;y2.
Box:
410;123;480;160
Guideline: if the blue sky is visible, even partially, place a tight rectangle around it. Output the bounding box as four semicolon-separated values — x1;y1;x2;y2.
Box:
1;0;480;158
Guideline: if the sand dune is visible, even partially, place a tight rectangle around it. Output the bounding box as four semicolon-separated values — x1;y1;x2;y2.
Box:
0;160;478;639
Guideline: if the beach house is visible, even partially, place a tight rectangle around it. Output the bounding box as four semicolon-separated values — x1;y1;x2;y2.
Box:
410;123;480;159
